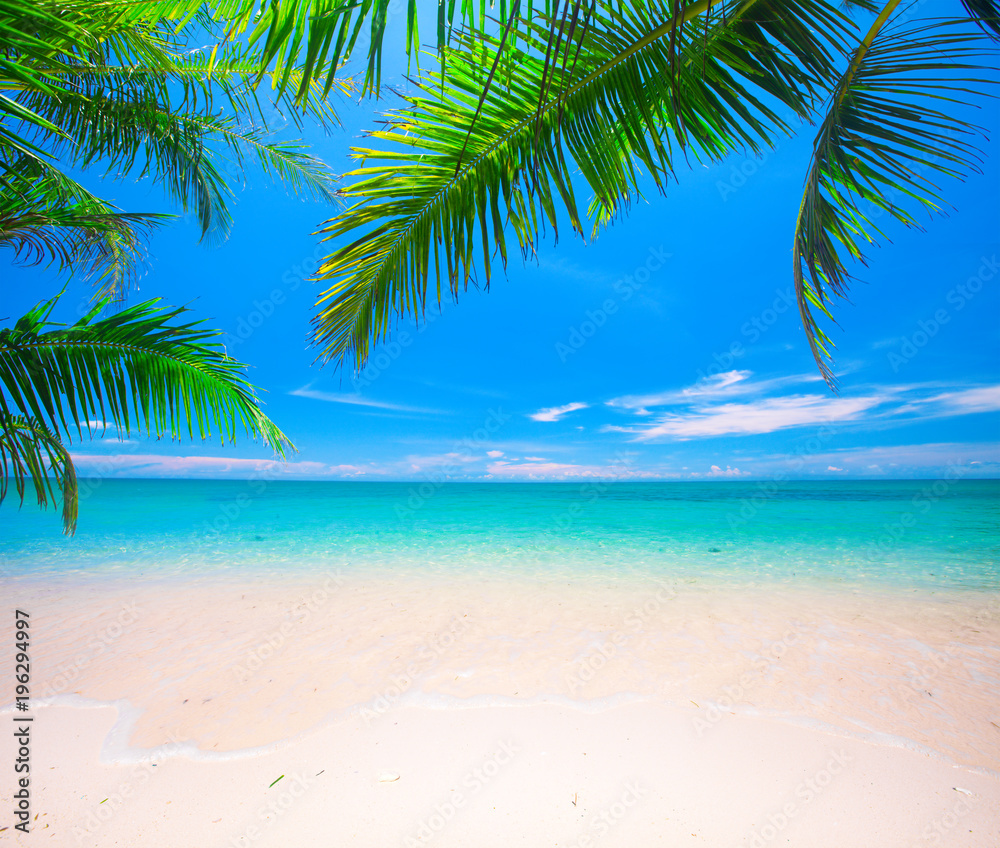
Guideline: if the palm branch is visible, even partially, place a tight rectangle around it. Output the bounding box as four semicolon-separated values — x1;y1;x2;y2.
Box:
0;156;170;296
34;0;500;98
15;86;341;243
3;2;347;292
792;4;996;386
0;414;76;535
0;294;294;534
309;0;854;369
962;0;1000;38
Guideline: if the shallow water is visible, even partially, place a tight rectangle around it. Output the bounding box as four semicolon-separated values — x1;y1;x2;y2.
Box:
2;479;998;591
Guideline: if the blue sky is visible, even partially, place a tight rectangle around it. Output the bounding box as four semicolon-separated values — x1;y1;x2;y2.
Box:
4;0;999;482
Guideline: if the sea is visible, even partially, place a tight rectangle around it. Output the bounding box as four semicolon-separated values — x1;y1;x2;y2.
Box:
2;478;998;590
3;478;1000;775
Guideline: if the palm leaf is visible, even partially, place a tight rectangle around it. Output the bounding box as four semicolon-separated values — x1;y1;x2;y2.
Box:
14;83;341;244
310;0;853;368
0;413;76;534
962;0;1000;39
792;6;996;386
4;7;346;250
12;86;235;242
0;155;170;297
0;294;293;460
99;0;498;98
186;115;342;206
9;45;354;132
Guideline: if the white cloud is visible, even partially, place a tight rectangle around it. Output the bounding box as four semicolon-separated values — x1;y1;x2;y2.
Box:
608;394;880;441
486;450;504;458
749;441;1000;475
871;337;903;350
925;385;1000;416
708;464;748;477
403;452;480;472
827;466;845;472
529;401;589;422
534;256;613;285
603;373;1000;443
486;460;657;480
73;435;138;448
607;371;751;411
606;371;823;412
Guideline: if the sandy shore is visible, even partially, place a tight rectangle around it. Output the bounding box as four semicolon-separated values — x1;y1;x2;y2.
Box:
2;573;998;845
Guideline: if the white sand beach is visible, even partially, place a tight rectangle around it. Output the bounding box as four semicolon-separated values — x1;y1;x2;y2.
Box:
2;574;999;846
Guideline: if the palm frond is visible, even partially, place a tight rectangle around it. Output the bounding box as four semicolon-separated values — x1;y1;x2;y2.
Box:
0;207;164;297
0;0;89;93
0;413;76;534
13;85;236;241
13;47;355;132
962;0;1000;39
13;89;339;244
3;0;405;105
310;0;854;368
6;24;345;245
99;0;497;98
186;115;341;205
0;155;170;297
792;8;996;386
0;294;293;458
587;0;849;231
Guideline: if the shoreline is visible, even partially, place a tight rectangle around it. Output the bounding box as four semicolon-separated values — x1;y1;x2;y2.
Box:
4;574;998;759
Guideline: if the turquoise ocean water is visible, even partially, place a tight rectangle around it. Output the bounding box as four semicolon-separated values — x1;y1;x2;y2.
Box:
2;479;998;591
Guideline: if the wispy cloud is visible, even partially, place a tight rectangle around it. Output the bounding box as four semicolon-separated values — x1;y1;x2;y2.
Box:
403;452;481;472
603;373;1000;442
607;370;750;410
529;401;589;422
69;453;370;478
753;441;1000;471
415;379;508;399
871;336;904;350
607;394;880;440
606;370;826;414
534;256;614;285
925;385;1000;416
289;385;442;414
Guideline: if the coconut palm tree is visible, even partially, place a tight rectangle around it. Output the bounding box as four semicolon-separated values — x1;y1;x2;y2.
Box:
307;0;999;387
